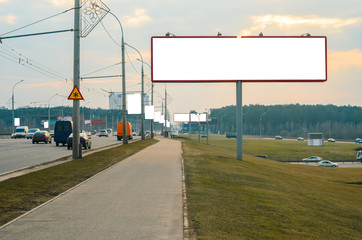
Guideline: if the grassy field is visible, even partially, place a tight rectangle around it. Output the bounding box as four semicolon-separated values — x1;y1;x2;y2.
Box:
0;138;157;226
182;136;362;239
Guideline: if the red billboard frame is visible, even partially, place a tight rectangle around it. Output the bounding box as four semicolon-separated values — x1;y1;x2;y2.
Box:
151;36;327;83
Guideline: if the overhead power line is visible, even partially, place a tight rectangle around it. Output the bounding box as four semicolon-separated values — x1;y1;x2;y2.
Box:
0;7;78;37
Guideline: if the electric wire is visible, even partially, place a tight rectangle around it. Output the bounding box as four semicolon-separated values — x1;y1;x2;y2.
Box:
0;7;78;37
125;48;140;74
81;61;122;77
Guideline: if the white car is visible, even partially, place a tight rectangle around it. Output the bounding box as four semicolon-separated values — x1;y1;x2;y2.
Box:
318;160;338;167
303;156;322;162
98;129;109;137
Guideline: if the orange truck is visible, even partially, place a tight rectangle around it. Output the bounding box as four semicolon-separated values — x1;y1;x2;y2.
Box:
117;121;133;141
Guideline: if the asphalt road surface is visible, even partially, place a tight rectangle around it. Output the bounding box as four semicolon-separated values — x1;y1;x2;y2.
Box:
0;135;139;175
291;161;362;168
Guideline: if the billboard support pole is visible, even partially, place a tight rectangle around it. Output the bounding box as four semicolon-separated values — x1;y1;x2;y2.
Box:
236;80;243;161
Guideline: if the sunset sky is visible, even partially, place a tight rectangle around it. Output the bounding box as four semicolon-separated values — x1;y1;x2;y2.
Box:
0;0;361;118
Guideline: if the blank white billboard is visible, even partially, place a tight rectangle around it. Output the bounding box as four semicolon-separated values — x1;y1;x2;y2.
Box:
151;36;327;82
174;113;190;122
14;118;20;126
190;113;207;122
154;111;161;122
127;93;141;114
145;105;154;120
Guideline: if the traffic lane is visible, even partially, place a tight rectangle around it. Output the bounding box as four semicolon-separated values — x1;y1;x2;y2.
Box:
0;135;138;175
290;162;362;168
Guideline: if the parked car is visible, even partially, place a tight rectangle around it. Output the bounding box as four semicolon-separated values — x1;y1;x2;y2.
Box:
275;135;283;140
32;131;52;144
98;129;109;137
355;138;362;143
317;160;338;167
49;130;54;137
67;133;92;150
27;128;40;139
297;137;304;141
327;138;336;142
303;156;322;162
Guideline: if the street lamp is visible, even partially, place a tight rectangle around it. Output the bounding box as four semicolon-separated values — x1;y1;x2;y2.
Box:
259;112;266;136
48;93;58;130
12;79;24;133
137;59;154;138
93;3;127;144
125;43;145;140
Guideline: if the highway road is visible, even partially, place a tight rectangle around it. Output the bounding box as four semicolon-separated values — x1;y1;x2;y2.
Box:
290;161;362;168
0;135;139;175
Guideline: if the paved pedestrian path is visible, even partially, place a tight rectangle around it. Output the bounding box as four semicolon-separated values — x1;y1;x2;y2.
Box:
0;137;183;240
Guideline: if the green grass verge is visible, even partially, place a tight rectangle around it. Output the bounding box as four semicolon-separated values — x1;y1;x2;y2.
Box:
182;137;362;239
0;138;158;226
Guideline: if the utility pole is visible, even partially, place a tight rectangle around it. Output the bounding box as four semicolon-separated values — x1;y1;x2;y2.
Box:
72;0;81;159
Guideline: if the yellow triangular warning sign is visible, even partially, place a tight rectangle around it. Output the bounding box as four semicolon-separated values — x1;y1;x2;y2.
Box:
68;85;84;100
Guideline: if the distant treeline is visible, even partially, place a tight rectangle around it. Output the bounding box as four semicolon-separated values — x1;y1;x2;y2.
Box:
210;104;362;139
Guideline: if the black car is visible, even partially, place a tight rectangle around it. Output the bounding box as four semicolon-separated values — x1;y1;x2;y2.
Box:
67;133;92;150
32;131;52;144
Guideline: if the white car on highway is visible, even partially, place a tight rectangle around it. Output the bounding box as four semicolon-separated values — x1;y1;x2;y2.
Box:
318;160;339;167
303;156;322;162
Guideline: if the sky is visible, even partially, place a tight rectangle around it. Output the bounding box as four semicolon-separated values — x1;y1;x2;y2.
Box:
0;0;362;120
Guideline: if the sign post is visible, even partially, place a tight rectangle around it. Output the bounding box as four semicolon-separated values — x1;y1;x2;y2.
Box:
236;81;243;160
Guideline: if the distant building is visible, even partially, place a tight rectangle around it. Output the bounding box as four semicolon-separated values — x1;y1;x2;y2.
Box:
109;93;123;110
308;133;324;146
109;93;150;110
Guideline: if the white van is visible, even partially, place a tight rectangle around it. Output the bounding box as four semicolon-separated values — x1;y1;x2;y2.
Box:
13;126;29;138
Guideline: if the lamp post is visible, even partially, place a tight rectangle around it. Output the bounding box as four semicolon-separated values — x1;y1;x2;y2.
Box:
94;3;127;144
259;112;266;136
12;79;24;133
137;59;153;138
48;93;58;130
125;43;145;140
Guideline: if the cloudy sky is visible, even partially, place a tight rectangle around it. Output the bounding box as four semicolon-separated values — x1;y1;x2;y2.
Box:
0;0;361;118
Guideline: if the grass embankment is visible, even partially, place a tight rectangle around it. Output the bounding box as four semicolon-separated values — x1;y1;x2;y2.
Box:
0;138;157;226
182;137;362;239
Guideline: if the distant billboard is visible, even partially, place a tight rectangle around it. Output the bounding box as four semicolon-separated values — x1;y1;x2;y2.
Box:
174;113;190;122
173;113;207;122
91;119;104;126
145;105;155;120
151;36;327;82
127;93;141;114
